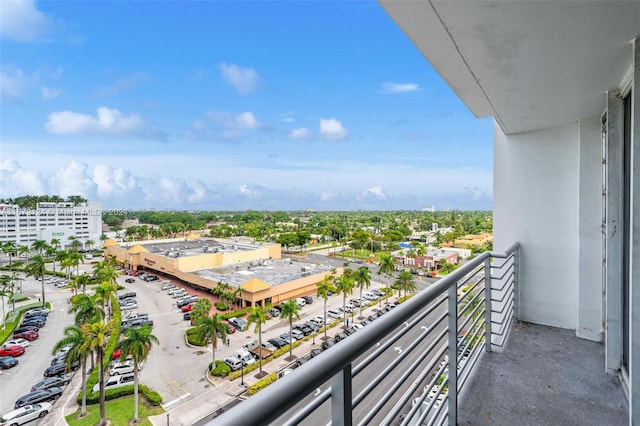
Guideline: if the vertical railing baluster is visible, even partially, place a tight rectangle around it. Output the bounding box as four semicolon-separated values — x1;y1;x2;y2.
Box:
514;247;520;320
331;364;352;426
448;285;458;425
484;257;492;352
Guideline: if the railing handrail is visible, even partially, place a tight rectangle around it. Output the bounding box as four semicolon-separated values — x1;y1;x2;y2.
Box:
212;243;520;426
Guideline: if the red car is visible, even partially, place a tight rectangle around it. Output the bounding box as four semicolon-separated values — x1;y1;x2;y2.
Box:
13;330;39;341
0;345;25;357
181;303;196;313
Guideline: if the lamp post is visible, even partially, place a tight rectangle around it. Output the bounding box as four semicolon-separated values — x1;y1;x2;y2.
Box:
241;365;245;386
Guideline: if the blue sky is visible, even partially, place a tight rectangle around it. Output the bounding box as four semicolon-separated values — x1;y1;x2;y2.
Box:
0;0;493;211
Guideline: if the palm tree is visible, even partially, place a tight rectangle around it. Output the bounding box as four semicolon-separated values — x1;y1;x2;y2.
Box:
2;241;17;266
50;238;61;250
378;254;397;305
354;266;371;319
69;293;105;325
316;275;336;340
394;270;417;299
55;250;68;276
85;239;95;252
246;305;268;377
82;319;116;426
67;251;84;277
94;282;118;320
0;275;12;331
195;313;229;367
53;325;91;416
25;255;46;307
279;300;301;360
93;262;118;286
31;239;48;256
117;325;159;421
335;274;355;329
190;298;212;324
18;244;30;264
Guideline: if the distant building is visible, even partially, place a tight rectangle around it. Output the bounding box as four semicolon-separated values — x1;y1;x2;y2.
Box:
0;201;102;247
422;205;436;212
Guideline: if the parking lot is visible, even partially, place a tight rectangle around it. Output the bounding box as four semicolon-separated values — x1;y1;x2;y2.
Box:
1;258;438;425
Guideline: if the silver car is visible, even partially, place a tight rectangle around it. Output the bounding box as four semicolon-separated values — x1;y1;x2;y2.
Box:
0;402;52;425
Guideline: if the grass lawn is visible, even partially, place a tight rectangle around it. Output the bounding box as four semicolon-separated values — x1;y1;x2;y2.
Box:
65;396;164;426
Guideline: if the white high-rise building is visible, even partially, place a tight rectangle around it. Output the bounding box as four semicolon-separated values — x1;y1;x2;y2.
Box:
0;201;102;247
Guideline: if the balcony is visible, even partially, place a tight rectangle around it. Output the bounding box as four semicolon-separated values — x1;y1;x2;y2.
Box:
211;243;626;425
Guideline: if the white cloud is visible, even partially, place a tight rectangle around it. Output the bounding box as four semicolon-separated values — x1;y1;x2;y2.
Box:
380;82;421;94
362;186;387;199
0;159;46;196
45;107;165;140
48;160;98;198
320;190;338;202
218;63;261;95
239;183;260;198
235;111;259;129
0;66;37;102
319;118;348;141
191;110;262;141
40;86;62;100
0;0;51;42
289;128;311;140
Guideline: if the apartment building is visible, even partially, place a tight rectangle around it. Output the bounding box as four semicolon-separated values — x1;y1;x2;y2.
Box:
0;201;102;247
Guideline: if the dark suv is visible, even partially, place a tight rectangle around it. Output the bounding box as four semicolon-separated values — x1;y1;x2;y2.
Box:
31;375;71;391
302;296;313;304
14;388;62;408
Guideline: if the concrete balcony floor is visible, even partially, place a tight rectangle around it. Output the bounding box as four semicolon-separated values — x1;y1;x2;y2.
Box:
458;322;627;425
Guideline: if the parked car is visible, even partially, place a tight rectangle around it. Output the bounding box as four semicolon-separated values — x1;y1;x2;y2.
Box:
0;356;18;369
291;329;304;340
177;296;198;308
327;309;343;319
268;337;288;349
13;330;39;341
302;296;313;304
14;388;62;409
363;292;378;301
125;278;135;283
279;333;294;345
0;402;52;425
350;298;362;307
43;363;75;377
304;321;319;332
31;375;71;392
181;303;196;313
92;374;135;393
223;356;243;371
162;283;176;291
13;326;38;335
121;319;153;331
267;308;280;318
296;298;306;307
310;348;322;358
321;340;335;350
339;304;355;314
109;360;141;376
371;289;385;297
183;312;191;321
311;316;326;327
172;291;188;299
120;303;138;311
293;324;313;336
334;332;348;342
122;313;148;322
228;317;247;331
118;291;136;300
0;345;25;357
20;319;45;328
4;339;30;348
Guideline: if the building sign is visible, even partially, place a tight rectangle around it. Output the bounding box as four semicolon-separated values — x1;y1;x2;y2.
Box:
144;257;156;266
52;232;65;237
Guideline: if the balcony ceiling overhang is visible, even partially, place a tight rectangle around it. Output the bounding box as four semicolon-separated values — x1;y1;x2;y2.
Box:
379;1;640;134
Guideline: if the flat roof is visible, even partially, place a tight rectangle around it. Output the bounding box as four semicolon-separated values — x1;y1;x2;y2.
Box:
192;258;333;287
120;238;273;258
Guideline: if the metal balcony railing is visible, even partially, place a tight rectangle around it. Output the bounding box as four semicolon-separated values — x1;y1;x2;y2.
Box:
212;243;520;426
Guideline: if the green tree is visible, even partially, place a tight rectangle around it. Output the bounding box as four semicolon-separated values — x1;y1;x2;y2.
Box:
394;270;417;299
82;319;116;426
2;241;17;266
335;274;355;329
69;293;105;326
354;266;371;319
246;305;268;377
279;300;301;360
94;282;118;320
53;325;91;416
316;275;336;340
0;275;12;330
195;313;229;366
31;239;48;256
378;254;397;305
117;325;159;421
190;298;212;324
25;255;46;307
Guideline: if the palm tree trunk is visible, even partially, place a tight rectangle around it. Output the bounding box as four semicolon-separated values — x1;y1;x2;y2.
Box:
359;286;363;319
40;275;45;308
323;298;328;340
134;363;139;420
212;341;216;365
258;326;263;376
289;320;293;360
98;350;106;426
343;294;347;329
81;357;87;416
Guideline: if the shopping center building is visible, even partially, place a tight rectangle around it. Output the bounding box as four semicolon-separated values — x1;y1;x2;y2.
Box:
104;236;338;307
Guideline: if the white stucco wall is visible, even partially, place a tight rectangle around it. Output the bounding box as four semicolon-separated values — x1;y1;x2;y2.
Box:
577;117;604;341
494;121;580;329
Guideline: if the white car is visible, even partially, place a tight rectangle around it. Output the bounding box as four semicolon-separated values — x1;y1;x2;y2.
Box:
327;309;343;319
93;374;135;393
4;338;30;348
339;304;355;314
120;303;138;311
0;402;52;425
311;316;326;327
109;360;141;376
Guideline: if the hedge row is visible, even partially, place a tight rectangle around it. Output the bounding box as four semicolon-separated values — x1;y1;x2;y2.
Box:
214;302;229;311
1;302;52;343
210;360;231;377
81;383;162;406
247;373;277;395
186;327;206;346
220;309;247;320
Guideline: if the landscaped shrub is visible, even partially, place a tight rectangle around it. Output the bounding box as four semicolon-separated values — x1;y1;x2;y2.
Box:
215;302;229;311
220;309;247;320
247;373;277;395
79;384;163;405
210;360;231;377
186;327;206;346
